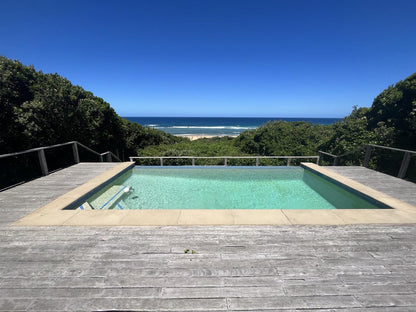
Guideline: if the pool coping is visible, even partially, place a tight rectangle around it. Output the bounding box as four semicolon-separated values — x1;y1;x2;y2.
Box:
12;162;416;226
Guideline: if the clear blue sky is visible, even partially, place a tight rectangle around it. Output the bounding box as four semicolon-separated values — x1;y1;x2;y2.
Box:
1;0;415;118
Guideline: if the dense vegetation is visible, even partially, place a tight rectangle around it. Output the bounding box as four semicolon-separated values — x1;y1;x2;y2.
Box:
138;121;335;160
0;56;183;157
1;55;415;181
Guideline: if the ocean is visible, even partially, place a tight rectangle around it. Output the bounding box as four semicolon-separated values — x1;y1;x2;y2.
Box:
124;117;341;137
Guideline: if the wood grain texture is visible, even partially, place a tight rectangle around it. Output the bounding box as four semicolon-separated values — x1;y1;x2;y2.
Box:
325;166;416;206
0;164;415;311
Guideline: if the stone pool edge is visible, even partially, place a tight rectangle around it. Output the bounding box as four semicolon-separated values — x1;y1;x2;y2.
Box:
12;162;416;226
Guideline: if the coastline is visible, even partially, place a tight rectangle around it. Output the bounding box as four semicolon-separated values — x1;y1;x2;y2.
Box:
125;117;341;138
177;134;239;141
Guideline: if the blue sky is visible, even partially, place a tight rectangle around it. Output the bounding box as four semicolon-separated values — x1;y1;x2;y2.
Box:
1;0;415;117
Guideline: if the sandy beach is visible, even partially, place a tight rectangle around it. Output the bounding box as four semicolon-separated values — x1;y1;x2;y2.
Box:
177;134;238;141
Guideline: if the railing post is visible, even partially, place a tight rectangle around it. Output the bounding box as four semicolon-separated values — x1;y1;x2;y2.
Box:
37;149;49;176
192;158;195;166
287;158;291;166
333;157;338;166
256;157;259;166
99;155;103;162
106;153;112;162
160;158;163;166
72;143;80;164
363;145;372;167
398;152;411;179
318;152;322;165
224;158;227;166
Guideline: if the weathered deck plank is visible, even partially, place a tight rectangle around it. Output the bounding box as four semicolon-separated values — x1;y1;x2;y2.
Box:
325;166;416;206
0;162;118;226
0;164;416;311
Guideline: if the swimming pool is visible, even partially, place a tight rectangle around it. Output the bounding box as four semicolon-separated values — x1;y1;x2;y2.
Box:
76;166;390;210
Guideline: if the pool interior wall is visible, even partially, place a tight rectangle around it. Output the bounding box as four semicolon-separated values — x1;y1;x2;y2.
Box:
73;166;391;210
14;162;416;226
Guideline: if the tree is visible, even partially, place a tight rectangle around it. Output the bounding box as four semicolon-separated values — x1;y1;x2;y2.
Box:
0;56;179;157
365;73;416;150
0;57;37;152
319;106;393;155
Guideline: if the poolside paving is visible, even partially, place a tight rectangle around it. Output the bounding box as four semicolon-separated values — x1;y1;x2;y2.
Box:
0;163;416;311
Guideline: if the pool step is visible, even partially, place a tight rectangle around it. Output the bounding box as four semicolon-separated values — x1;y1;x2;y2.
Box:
79;202;93;210
78;185;130;210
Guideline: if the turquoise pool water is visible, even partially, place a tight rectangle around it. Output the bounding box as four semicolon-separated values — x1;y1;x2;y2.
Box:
78;167;387;210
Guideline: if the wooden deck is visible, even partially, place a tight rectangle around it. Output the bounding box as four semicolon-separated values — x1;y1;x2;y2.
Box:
325;166;416;206
1;163;416;311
